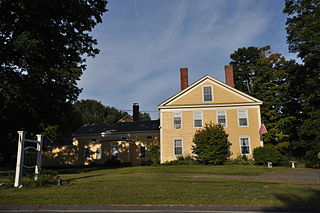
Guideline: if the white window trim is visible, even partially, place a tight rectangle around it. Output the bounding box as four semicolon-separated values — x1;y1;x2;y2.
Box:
239;136;251;155
173;137;183;156
111;144;120;159
237;109;249;127
193;111;203;128
96;146;102;160
202;85;213;102
216;110;227;128
139;146;146;158
173;112;183;129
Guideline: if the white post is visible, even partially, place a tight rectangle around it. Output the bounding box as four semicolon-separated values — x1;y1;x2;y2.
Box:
14;131;26;187
35;134;43;180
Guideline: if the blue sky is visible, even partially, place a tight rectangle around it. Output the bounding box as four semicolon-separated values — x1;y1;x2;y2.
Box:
78;0;297;119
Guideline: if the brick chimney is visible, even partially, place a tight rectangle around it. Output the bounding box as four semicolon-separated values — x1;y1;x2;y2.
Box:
224;65;235;87
133;103;139;121
180;68;188;91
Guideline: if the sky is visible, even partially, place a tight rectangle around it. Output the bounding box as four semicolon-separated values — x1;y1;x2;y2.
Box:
78;0;297;119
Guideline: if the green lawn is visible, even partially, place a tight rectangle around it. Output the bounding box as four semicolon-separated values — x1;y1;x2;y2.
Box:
0;165;319;206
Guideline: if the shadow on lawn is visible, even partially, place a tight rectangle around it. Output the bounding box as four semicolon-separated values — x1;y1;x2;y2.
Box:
63;173;107;183
260;189;320;212
53;166;123;174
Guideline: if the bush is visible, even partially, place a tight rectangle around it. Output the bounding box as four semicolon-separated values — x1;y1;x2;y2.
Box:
253;144;289;166
305;150;320;168
225;155;254;165
28;170;59;187
148;144;160;164
163;155;199;165
103;158;122;167
192;122;231;165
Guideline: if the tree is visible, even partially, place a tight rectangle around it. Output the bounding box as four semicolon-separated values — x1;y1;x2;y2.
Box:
73;99;128;125
251;53;297;145
0;0;108;163
284;0;320;157
192;122;231;165
230;46;270;94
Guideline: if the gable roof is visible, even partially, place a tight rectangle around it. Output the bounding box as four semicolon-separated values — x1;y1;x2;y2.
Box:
158;75;262;108
73;120;160;136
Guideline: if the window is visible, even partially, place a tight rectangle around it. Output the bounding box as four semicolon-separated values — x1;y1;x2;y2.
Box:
140;146;146;158
203;86;213;102
96;147;102;160
121;137;127;141
217;110;226;127
193;112;203;128
238;110;248;127
240;137;250;155
84;147;91;160
146;136;153;140
111;144;119;159
174;139;183;156
173;112;182;129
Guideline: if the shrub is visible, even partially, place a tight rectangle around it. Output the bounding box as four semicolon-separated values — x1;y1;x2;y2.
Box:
192;122;231;165
148;144;160;164
163;155;199;165
225;155;254;165
253;144;289;166
103;158;122;167
28;170;59;187
305;150;320;168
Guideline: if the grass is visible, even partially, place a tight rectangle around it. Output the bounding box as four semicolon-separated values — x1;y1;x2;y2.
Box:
0;165;319;206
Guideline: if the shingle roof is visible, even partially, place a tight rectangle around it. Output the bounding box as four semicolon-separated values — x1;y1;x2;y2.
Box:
73;120;160;136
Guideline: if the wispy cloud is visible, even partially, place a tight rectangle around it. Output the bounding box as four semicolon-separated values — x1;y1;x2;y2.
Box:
78;0;294;119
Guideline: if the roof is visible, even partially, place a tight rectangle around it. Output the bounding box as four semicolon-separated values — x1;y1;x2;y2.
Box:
158;75;262;108
73;120;160;136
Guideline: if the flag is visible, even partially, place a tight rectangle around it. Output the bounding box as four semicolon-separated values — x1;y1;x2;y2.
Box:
259;123;268;135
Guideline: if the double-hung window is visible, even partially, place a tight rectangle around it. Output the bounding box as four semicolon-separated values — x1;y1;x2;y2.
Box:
140;146;146;158
240;137;250;155
111;144;119;159
173;112;182;129
174;139;183;156
203;86;213;102
193;112;203;128
217;110;226;127
238;110;248;127
96;147;102;160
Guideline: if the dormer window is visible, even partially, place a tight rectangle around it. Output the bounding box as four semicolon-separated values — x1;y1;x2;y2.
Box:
203;86;212;102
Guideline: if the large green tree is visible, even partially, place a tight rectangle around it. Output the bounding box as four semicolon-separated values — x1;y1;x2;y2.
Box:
284;0;320;157
73;99;128;125
0;0;108;163
251;53;297;145
230;47;301;148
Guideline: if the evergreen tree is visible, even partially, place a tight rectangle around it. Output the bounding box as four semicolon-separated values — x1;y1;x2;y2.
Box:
192;122;231;165
284;0;320;157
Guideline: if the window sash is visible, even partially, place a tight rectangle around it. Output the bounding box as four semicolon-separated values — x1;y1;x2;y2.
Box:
140;147;146;158
203;86;212;102
173;113;182;129
174;139;183;155
238;110;248;126
96;147;102;160
111;145;119;158
194;112;202;127
217;111;226;127
240;138;250;154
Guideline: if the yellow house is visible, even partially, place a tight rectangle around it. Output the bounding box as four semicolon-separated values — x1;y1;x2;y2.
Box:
158;66;263;163
43;104;160;167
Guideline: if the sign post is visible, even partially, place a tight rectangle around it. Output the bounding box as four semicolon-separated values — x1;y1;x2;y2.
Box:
14;131;43;187
14;131;26;188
